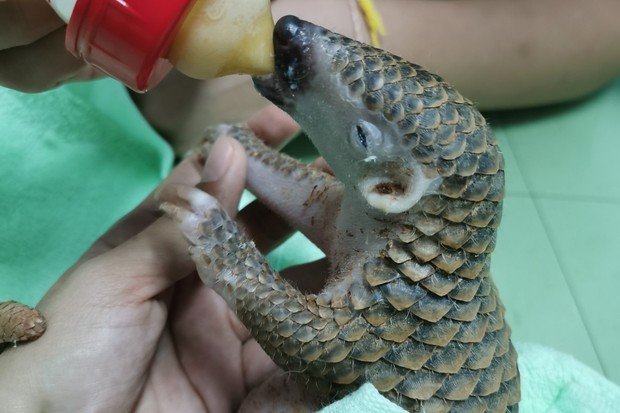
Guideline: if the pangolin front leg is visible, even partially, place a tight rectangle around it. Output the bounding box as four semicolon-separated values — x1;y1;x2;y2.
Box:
0;301;46;353
203;125;344;253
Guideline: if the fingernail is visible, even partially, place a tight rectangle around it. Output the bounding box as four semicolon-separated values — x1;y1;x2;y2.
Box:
203;138;234;182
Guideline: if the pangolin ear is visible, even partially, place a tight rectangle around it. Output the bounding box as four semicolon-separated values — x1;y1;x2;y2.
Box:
359;165;440;214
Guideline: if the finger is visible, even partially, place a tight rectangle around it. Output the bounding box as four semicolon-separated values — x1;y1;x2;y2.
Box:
0;27;84;92
78;156;202;262
247;104;299;148
237;200;294;254
242;338;279;391
63;217;194;307
171;276;248;411
0;0;63;49
196;136;247;217
92;137;247;301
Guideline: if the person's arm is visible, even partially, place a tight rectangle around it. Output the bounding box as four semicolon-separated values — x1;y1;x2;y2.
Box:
272;0;620;110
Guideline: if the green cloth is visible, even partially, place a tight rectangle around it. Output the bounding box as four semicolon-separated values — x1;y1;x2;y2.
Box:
0;79;173;305
1;78;620;411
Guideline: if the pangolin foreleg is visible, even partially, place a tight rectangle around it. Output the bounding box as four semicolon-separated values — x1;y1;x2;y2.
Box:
203;125;344;253
0;301;46;353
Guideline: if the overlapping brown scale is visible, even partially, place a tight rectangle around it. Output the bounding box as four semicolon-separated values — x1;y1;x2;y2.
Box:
464;332;498;370
484;389;510;413
385;102;405;122
349;334;391;362
456;254;488;280
453;152;480;176
383;82;404;104
449;396;487;413
463;201;499;228
338;316;368;342
415;70;440;88
383;340;435;370
424;341;472;374
349;279;382;310
412;144;436;164
327;359;366;384
420;271;462;296
411;317;460;346
399;259;436;282
363;359;408;391
395;370;446;400
320;338;354;363
315;321;340;342
408;293;454;322
461;228;495;254
362;301;392;326
387;240;413;263
364;260;401;286
502;345;520;382
448;277;482;302
436;223;473;249
419;194;450;215
431;250;467;274
381;279;427;311
455;105;477;133
373;310;421;342
440;197;476;222
436;368;483;400
453;314;489;343
472;356;505;396
409;237;442;262
445;296;482;322
422;397;454;413
486;171;506;201
465;127;489;154
417;128;437;146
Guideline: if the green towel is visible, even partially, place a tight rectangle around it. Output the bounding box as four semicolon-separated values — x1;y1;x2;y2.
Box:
0;79;173;305
1;78;620;411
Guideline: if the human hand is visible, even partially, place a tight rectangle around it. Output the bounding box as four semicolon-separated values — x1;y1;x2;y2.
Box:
0;0;99;92
0;106;301;412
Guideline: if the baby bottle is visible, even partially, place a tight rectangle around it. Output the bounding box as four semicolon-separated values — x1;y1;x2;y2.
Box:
47;0;275;91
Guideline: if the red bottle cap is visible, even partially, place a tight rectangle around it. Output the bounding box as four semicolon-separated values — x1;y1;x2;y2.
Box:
66;0;194;92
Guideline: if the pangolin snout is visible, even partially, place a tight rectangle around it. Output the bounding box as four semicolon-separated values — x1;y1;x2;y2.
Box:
273;16;314;89
253;15;316;104
274;15;304;46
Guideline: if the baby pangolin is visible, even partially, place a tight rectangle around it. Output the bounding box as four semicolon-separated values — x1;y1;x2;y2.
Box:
164;16;519;412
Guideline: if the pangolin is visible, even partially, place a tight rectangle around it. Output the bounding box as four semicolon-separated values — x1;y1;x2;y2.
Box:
0;15;520;411
164;16;520;412
0;301;46;353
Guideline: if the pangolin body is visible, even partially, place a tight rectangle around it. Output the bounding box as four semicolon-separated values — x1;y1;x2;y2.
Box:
166;16;519;412
0;14;520;411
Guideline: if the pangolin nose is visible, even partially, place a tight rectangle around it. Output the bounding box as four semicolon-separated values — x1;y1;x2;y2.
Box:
274;15;303;46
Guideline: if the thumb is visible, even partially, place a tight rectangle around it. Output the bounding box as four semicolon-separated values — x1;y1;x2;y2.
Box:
196;136;247;218
56;137;248;305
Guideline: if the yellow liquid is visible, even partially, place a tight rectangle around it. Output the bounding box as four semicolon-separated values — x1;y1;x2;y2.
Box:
169;0;275;79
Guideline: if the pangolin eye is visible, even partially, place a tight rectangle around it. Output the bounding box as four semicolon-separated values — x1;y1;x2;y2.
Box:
356;125;368;148
350;120;383;152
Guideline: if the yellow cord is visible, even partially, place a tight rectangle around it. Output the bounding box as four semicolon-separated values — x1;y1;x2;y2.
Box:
357;0;385;47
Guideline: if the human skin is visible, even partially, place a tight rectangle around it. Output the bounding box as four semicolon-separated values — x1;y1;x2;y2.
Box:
135;0;620;153
3;0;619;103
0;107;300;413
